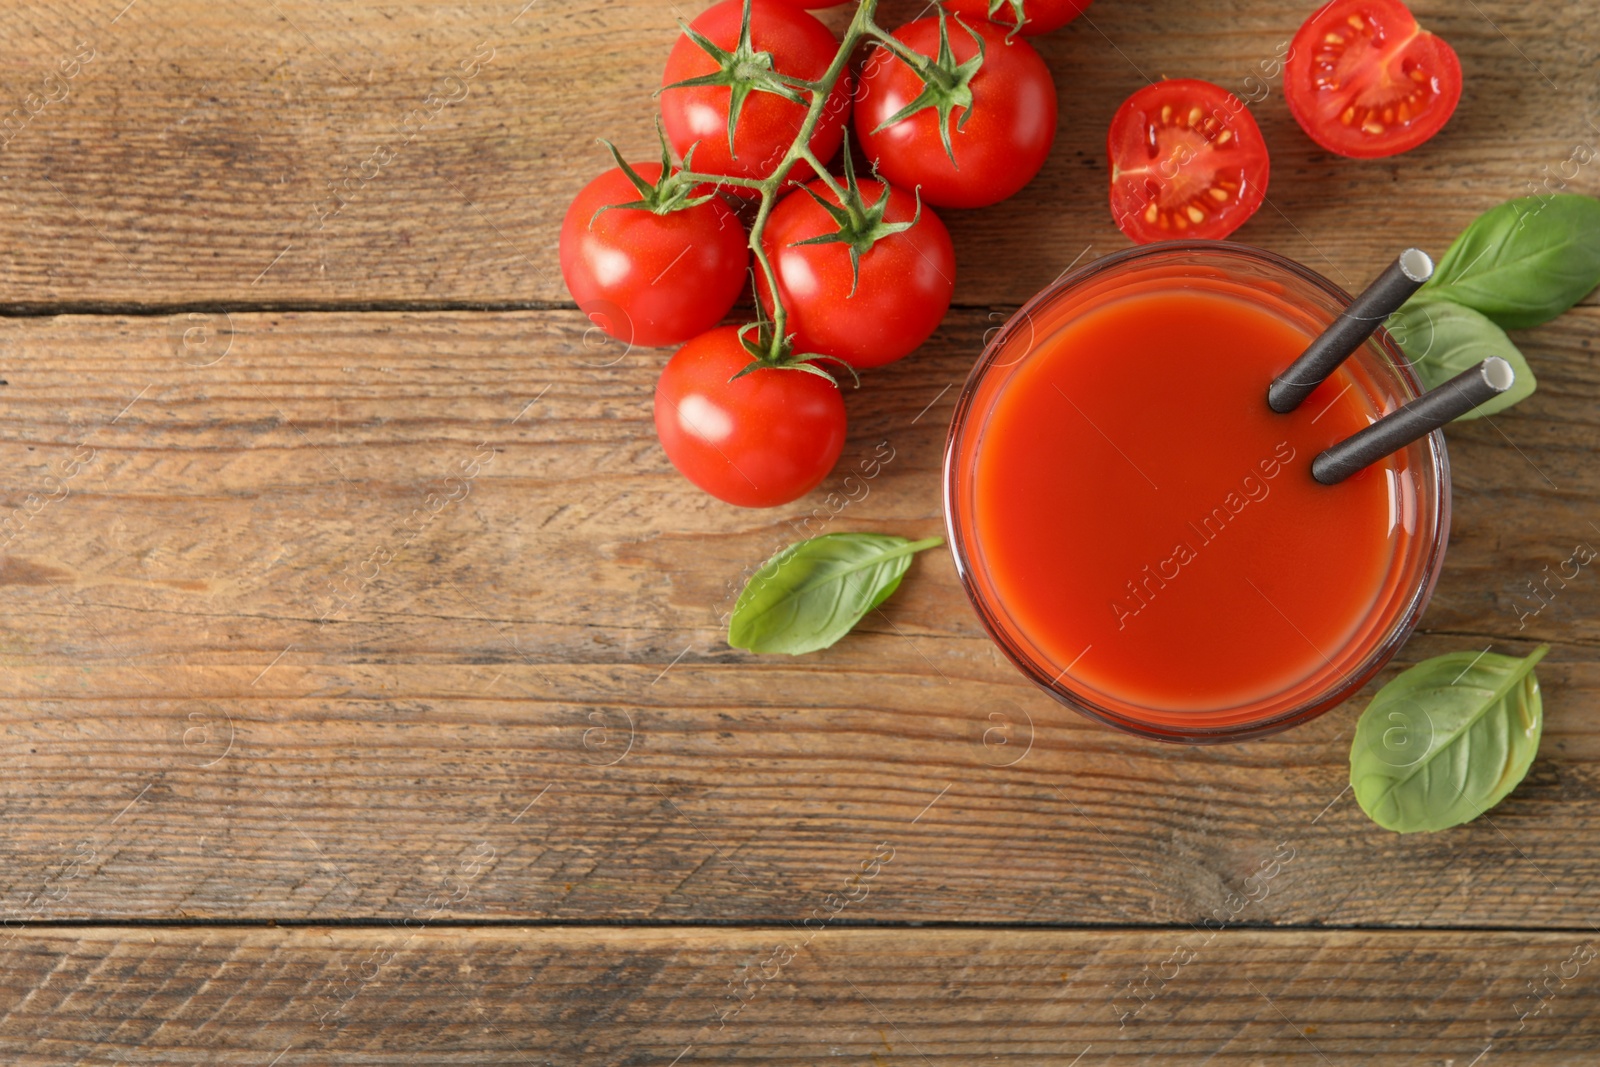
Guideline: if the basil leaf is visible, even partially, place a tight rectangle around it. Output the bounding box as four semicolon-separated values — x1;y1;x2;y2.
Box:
729;533;944;655
1386;297;1537;420
1350;645;1550;833
1422;194;1600;330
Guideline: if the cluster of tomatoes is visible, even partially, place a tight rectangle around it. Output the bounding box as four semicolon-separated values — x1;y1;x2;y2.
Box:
1109;0;1462;243
561;0;1464;508
560;0;1085;508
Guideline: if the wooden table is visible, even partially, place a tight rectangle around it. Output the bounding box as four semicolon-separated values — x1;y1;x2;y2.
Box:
1;0;1596;1062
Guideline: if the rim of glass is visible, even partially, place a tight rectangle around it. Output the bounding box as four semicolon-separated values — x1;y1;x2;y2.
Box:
942;240;1452;744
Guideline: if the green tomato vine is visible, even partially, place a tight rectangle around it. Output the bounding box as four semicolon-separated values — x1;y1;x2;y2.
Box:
605;0;979;380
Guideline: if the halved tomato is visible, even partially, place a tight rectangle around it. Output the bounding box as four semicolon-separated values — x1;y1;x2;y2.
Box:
1284;0;1462;159
1107;79;1270;244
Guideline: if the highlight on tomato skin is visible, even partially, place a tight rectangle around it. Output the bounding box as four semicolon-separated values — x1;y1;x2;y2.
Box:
756;178;956;370
659;0;852;183
558;163;750;349
1106;78;1271;244
1283;0;1463;159
653;326;848;509
854;16;1057;210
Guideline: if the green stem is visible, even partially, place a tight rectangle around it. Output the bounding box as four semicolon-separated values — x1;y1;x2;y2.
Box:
678;170;769;192
754;0;878;355
883;536;946;560
797;147;849;200
748;189;784;340
864;23;939;83
666;1;936;376
691;0;886;362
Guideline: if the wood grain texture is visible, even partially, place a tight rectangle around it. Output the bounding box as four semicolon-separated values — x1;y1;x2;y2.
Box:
2;926;1597;1064
0;0;1595;308
5;0;1600;1043
1;308;1597;927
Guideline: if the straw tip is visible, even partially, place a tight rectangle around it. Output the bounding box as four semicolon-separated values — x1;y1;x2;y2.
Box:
1399;248;1434;283
1482;356;1515;392
1266;380;1298;414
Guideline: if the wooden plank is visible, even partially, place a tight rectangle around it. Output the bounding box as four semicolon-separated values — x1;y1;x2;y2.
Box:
0;0;1594;307
5;641;1599;928
0;308;1597;926
0;926;1595;1064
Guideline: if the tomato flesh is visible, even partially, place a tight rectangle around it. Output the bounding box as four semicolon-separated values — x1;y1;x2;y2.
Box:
1284;0;1462;159
1107;79;1270;243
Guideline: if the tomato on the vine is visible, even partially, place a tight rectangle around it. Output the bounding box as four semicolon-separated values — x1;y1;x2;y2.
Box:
943;0;1093;37
660;0;851;183
1284;0;1461;159
1107;79;1270;244
560;149;748;348
757;174;954;369
654;326;847;508
854;14;1056;209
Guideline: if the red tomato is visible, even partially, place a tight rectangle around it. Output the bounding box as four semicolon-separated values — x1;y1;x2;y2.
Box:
559;163;749;348
756;178;955;369
943;0;1094;36
1107;79;1270;243
854;16;1056;209
654;326;847;507
770;0;848;6
1284;0;1462;159
660;0;851;183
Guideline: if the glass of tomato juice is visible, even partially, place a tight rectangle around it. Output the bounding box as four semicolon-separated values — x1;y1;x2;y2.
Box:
944;243;1449;743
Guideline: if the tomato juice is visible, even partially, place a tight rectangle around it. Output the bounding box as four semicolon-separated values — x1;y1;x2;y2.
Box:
945;244;1449;741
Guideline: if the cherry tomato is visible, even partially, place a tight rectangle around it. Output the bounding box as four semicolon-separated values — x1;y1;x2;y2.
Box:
855;16;1056;209
660;0;851;183
1107;79;1270;243
654;326;847;508
943;0;1094;36
756;178;955;369
1284;0;1462;159
559;163;749;348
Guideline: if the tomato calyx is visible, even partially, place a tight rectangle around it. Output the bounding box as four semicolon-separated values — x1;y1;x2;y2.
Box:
869;12;987;164
980;0;1032;39
589;127;719;226
788;144;922;297
659;0;810;154
732;302;861;388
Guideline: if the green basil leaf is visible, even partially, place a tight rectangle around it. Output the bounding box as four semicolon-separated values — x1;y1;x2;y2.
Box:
1350;645;1550;833
1422;194;1600;330
1386;297;1537;420
729;533;944;655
